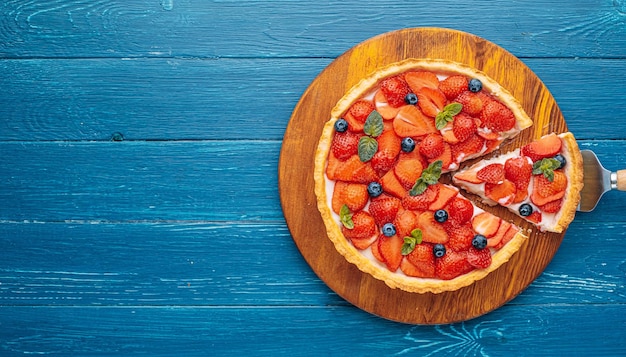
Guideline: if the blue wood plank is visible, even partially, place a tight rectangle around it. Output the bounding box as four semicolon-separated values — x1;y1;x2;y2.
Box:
1;304;625;356
1;1;625;59
0;221;623;307
0;58;625;141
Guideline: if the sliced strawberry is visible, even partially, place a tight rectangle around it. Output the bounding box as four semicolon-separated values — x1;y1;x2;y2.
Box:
428;185;458;211
467;247;492;269
429;141;452;170
350;234;378;250
374;90;402;120
394;157;424;190
405;71;440;92
526;211;542;224
472;212;501;238
454;91;485;116
371;130;401;175
331;181;369;214
485;179;516;205
330;130;360;160
451;133;485;163
393;209;418;239
496;224;520;249
380;76;411;108
531;171;567;206
452;113;478;142
521;133;562;162
484;138;504;155
417;87;447;118
393;105;438;138
368;195;401;227
326;154;379;184
505;156;532;203
346;99;375;133
402;183;440;211
447;196;475;226
404;243;436;278
477;128;500;141
419;133;445;159
476;163;505;184
444;221;475;252
439;75;469;100
416;211;449;244
540;198;563;213
371;235;385;263
480;100;516;132
435;250;473;280
441;122;460;144
487;219;511;247
341;211;377;240
380;169;407;198
453;169;482;184
378;234;404;271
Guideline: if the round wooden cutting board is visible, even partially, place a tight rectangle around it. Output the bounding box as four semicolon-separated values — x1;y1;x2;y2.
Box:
278;28;568;324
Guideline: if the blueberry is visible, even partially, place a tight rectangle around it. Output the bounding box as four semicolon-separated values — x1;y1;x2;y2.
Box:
334;118;348;132
401;137;416;153
367;182;383;198
468;78;483;93
472;234;488;250
434;209;448;223
554;154;566;169
405;92;418;105
382;223;396;237
519;203;533;217
433;244;446;258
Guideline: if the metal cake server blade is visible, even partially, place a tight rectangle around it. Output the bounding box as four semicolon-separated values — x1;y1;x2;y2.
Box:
578;150;625;212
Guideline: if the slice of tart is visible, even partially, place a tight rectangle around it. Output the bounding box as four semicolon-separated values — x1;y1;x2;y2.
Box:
314;58;534;294
453;132;584;233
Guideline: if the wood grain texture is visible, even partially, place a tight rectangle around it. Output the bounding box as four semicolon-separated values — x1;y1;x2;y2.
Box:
1;58;624;141
280;28;568;324
0;222;624;307
0;0;625;58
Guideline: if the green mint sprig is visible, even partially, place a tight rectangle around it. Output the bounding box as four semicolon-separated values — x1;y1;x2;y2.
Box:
435;102;463;130
532;158;561;182
402;229;423;255
409;160;443;196
339;204;354;229
357;111;383;162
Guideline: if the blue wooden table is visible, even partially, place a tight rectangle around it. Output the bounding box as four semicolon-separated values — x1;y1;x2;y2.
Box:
1;1;625;355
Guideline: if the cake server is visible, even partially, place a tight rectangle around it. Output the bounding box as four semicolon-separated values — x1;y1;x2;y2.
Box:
578;150;626;212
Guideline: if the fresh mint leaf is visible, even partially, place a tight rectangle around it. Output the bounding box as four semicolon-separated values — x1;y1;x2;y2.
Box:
532;158;561;182
445;102;462;116
339;204;353;229
358;136;378;162
363;111;384;137
435;102;462;130
401;229;423;255
409;179;428;196
409;160;443;196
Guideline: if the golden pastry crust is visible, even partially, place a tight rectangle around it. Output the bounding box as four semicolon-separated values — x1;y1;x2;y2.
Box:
314;58;535;294
551;132;584;233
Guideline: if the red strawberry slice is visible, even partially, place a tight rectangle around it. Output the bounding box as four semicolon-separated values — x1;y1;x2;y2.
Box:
454;91;485;116
447;196;475;225
531;171;567;206
374;90;402;120
417;87;447;118
378;234;404;271
402;183;440;210
404;243;436;278
472;212;501;238
345;100;375;133
428;185;458;211
330;130;360;160
371;130;401;175
487;219;511;247
341;211;377;240
416;211;449;244
326;154;379;184
505;156;533;203
428;142;453;170
444;222;475;252
393;105;438;138
331;181;369;214
405;71;440;92
453;169;482;184
521;133;562;162
394;157;424;190
439;75;469;100
540;198;563;213
419;133;445;159
494;224;520;249
380;169;407;198
380;76;411;108
435;250;473;280
451;133;485;163
485;179;516;205
467;247;492;269
476;163;505;184
441;122;460;144
452;113;478;142
371;235;385;263
350;234;378;250
526;211;542;224
393;209;418;239
480;100;516;132
368;195;401;227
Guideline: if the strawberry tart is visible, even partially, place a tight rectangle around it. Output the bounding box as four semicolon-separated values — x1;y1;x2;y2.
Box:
313;58;543;293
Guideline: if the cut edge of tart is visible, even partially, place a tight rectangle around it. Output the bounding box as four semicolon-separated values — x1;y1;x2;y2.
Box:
453;132;584;233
